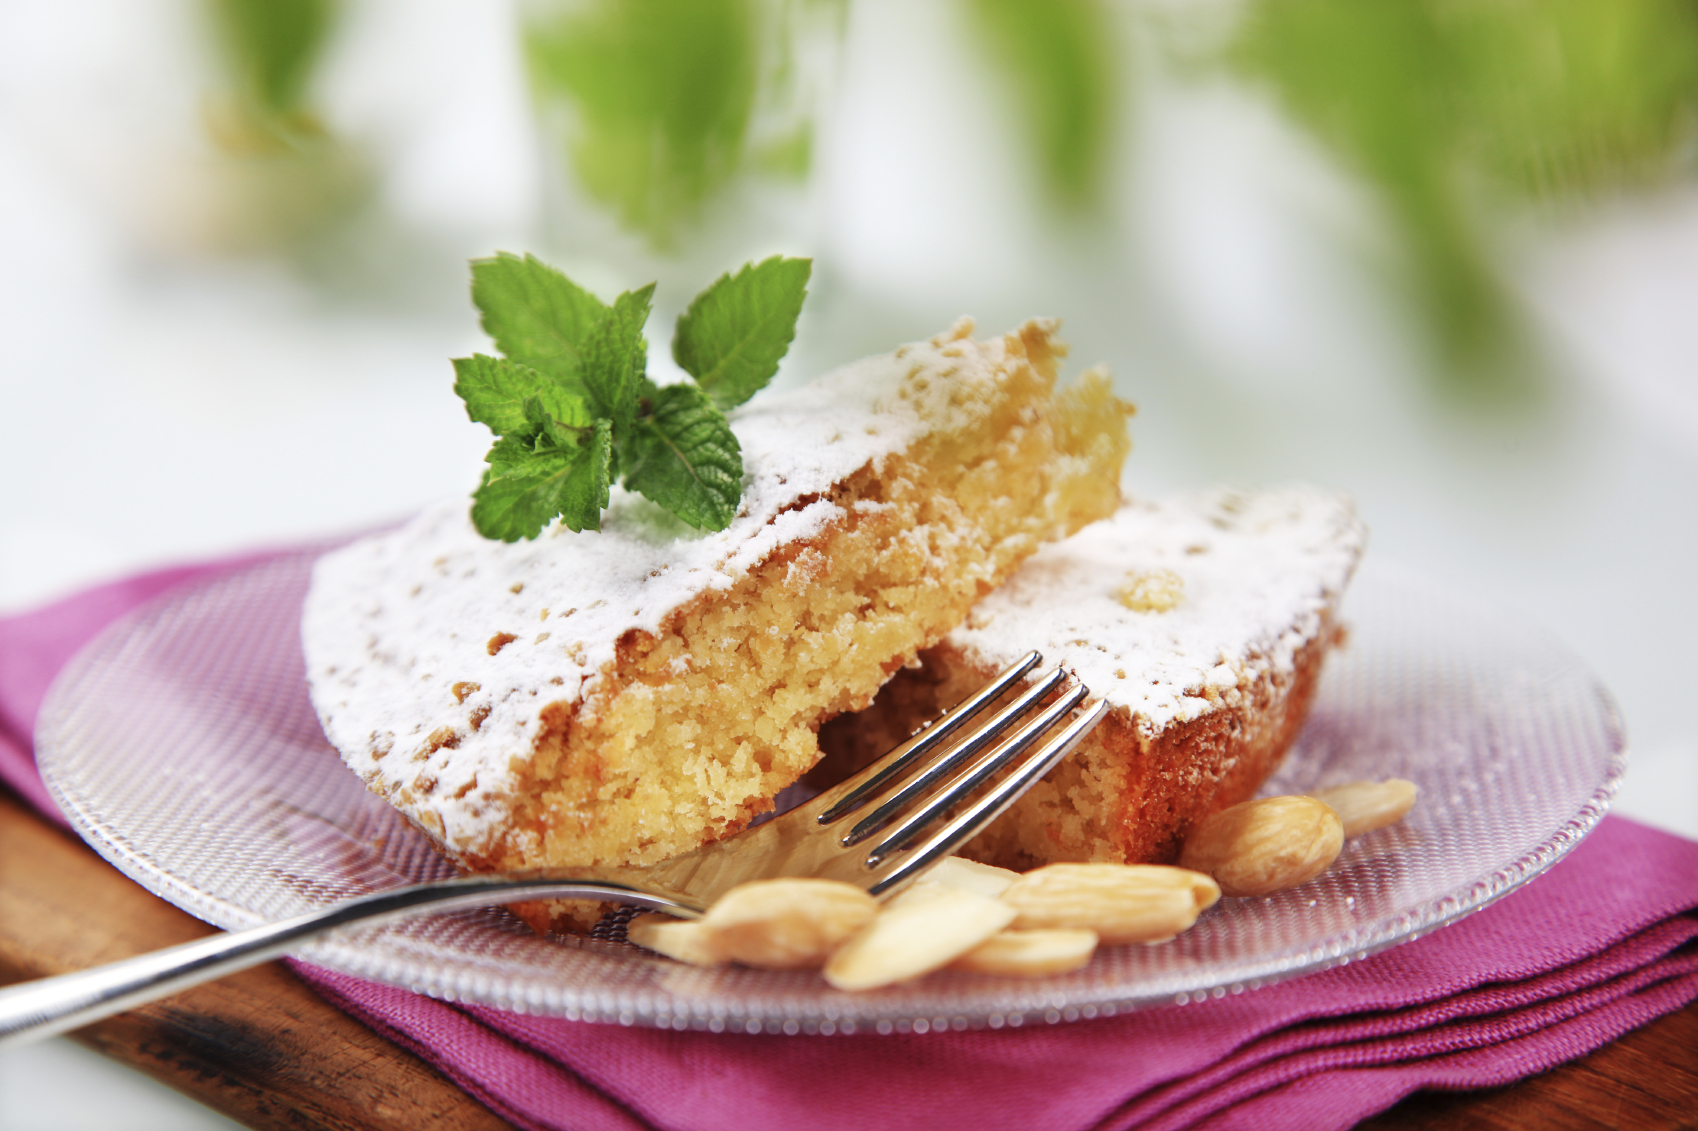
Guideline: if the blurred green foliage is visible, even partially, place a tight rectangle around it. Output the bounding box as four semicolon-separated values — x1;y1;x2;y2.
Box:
526;0;838;251
192;0;372;260
1232;0;1698;398
963;0;1118;212
205;0;338;135
175;0;1686;397
1455;0;1698;201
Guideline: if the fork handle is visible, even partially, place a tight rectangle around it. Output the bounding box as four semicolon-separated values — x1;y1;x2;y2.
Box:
0;877;696;1048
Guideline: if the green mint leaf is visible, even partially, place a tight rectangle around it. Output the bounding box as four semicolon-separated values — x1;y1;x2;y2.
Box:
454;354;560;439
521;387;596;450
472;423;614;540
611;374;663;477
456;251;812;540
579;283;654;431
672;255;810;409
622;384;743;531
470;252;608;384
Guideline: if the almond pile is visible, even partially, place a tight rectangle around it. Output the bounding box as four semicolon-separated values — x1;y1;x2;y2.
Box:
628;778;1416;991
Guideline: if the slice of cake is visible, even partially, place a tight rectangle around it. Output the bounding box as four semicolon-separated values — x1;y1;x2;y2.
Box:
817;485;1365;870
303;318;1131;931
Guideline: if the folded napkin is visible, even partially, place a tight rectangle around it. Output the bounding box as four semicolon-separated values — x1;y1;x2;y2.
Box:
3;556;1696;1131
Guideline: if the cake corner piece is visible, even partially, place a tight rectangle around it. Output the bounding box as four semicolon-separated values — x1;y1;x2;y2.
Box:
820;484;1367;871
302;318;1132;932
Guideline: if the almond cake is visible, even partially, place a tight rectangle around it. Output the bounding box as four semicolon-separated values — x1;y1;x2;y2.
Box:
303;318;1132;931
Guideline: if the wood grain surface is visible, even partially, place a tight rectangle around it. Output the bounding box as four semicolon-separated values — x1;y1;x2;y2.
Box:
1361;1004;1698;1131
0;790;512;1131
2;787;1693;1130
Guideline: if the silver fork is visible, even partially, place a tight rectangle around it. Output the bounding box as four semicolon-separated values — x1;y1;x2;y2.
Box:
0;651;1105;1047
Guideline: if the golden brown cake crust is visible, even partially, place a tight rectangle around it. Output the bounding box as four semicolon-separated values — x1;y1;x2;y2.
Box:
817;615;1339;871
818;486;1364;872
977;622;1336;868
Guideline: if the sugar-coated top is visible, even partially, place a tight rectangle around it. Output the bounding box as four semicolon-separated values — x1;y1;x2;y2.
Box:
302;318;1041;856
948;486;1365;737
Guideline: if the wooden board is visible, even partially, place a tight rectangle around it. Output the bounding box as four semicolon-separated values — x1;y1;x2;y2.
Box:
0;790;512;1131
1360;1004;1698;1131
2;788;1693;1130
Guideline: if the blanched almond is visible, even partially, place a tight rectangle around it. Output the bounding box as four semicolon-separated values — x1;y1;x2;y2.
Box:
627;914;724;966
1306;779;1418;838
700;878;878;969
910;855;1022;899
823;885;1015;991
1179;796;1344;897
952;929;1098;977
998;863;1220;944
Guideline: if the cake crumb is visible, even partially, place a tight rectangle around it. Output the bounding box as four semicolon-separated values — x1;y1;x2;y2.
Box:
1116;570;1184;613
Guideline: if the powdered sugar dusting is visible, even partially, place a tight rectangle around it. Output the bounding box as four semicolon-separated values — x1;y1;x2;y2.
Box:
302;321;1036;857
950;486;1365;737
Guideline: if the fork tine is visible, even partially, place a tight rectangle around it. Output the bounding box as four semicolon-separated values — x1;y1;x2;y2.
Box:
814;650;1042;826
859;676;1088;861
864;697;1110;896
833;666;1069;846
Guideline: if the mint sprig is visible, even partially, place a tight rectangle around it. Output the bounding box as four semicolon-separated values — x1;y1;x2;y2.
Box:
456;252;810;541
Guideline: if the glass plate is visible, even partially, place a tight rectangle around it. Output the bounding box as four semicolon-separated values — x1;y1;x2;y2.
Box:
34;551;1625;1034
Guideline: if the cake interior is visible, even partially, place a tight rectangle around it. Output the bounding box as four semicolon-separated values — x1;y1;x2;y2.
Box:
488;324;1130;930
817;623;1340;873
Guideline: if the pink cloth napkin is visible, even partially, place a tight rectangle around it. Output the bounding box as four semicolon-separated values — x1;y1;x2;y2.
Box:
4;555;1696;1131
